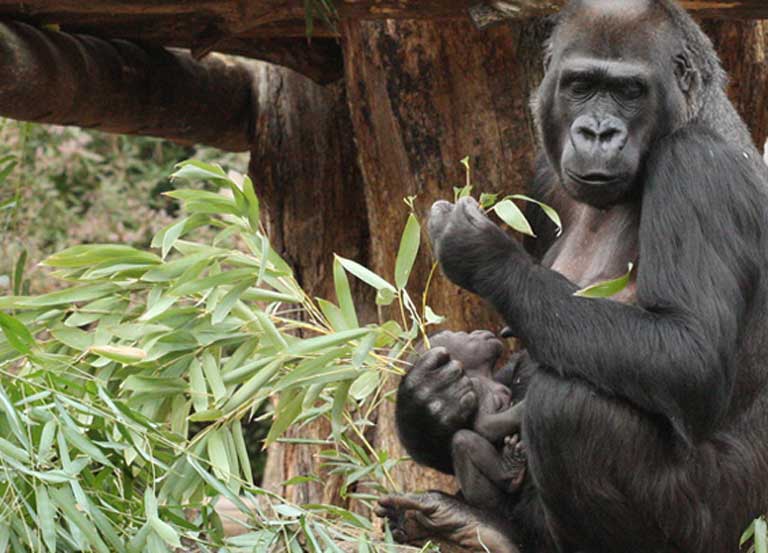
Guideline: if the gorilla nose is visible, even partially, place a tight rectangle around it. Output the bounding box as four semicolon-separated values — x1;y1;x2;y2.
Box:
571;115;628;157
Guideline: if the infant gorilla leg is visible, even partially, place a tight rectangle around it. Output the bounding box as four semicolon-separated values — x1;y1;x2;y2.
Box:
452;429;526;512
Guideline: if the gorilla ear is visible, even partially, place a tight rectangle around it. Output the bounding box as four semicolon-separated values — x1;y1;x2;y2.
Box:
674;53;697;94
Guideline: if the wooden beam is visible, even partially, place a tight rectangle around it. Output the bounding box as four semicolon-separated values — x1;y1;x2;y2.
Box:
0;1;765;49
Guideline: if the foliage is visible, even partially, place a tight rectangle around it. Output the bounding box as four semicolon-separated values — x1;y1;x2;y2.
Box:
0;120;248;294
0;160;441;551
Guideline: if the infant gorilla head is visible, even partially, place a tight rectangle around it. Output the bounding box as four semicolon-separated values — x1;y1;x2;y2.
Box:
396;331;527;508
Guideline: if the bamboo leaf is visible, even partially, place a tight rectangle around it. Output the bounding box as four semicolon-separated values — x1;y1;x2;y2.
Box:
0;311;36;354
36;486;57;553
333;257;358;329
89;345;147;364
202;351;226;403
189;359;209;413
493;199;535;237
264;389;306;447
757;517;767;553
335;255;395;292
574;263;634;299
509;194;563;236
394;213;421;290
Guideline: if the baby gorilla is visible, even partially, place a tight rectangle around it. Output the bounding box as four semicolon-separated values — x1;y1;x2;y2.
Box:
418;331;526;511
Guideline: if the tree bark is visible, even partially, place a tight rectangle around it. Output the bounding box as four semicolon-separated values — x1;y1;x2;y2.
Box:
249;63;376;507
700;19;768;147
340;16;550;498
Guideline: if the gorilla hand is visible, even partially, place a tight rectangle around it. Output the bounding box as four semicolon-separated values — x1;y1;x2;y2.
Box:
428;197;524;295
396;347;478;473
376;492;521;553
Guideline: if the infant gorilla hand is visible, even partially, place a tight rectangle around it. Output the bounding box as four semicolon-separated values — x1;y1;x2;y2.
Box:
429;330;506;378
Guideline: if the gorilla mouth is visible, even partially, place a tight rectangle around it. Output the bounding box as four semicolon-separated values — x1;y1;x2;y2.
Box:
566;169;622;187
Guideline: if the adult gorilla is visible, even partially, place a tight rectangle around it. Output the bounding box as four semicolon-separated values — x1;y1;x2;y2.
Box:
379;1;768;552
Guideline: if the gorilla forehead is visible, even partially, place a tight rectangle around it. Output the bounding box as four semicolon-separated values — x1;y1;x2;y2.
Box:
555;0;677;61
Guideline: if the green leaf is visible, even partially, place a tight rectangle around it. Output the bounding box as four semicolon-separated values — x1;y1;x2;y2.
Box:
493;199;535;237
335;255;395;292
61;425;113;467
161;217;188;259
171;160;228;182
89;345;147;364
165;189;240;216
574;263;634;299
13;249;27;296
169;267;255;296
189;359;209;413
264;389;305;447
317;299;347;332
331;380;352;441
394;213;421;290
202;351;227;403
231;420;253;485
509;193;563;236
212;280;252;324
241;175;261;231
479;192;499;209
375;287;396;306
333;257;358;329
222;359;283;413
50;487;111;553
36;486;57;553
2;283;117;308
122;376;187;395
425;305;445;325
207;429;231;482
286;328;373;357
44;244;160;268
757;517;767;553
254;310;288;349
0;312;36;354
150;516;182;549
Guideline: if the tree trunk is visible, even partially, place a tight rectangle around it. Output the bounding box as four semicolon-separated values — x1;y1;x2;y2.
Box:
340;16;550;497
700;19;768;147
250;62;376;507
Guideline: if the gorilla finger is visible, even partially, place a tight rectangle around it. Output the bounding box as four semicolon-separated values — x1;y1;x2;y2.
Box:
428;201;454;242
470;329;496;340
417;347;451;372
384;494;438;515
459;389;477;411
457;196;491;226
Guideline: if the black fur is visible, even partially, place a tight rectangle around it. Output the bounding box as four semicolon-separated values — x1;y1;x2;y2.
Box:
392;1;768;552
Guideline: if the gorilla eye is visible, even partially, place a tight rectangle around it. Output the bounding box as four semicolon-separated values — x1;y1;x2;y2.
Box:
618;81;646;101
568;79;593;97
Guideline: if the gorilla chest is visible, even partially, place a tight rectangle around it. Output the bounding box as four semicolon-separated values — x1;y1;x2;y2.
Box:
541;202;639;303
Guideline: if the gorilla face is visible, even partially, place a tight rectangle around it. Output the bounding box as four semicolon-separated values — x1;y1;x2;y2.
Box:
535;2;692;208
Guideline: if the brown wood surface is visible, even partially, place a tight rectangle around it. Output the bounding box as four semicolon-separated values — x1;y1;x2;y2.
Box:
0;1;764;52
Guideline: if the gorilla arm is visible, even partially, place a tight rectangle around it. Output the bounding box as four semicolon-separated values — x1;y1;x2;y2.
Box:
430;127;761;443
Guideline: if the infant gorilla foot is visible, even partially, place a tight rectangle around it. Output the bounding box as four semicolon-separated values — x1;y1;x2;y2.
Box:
501;435;527;493
376;492;521;553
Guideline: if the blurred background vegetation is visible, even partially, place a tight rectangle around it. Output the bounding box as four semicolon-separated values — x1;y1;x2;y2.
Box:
0;120;249;295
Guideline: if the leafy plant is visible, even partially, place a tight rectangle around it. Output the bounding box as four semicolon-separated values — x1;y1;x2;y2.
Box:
0;160;443;551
